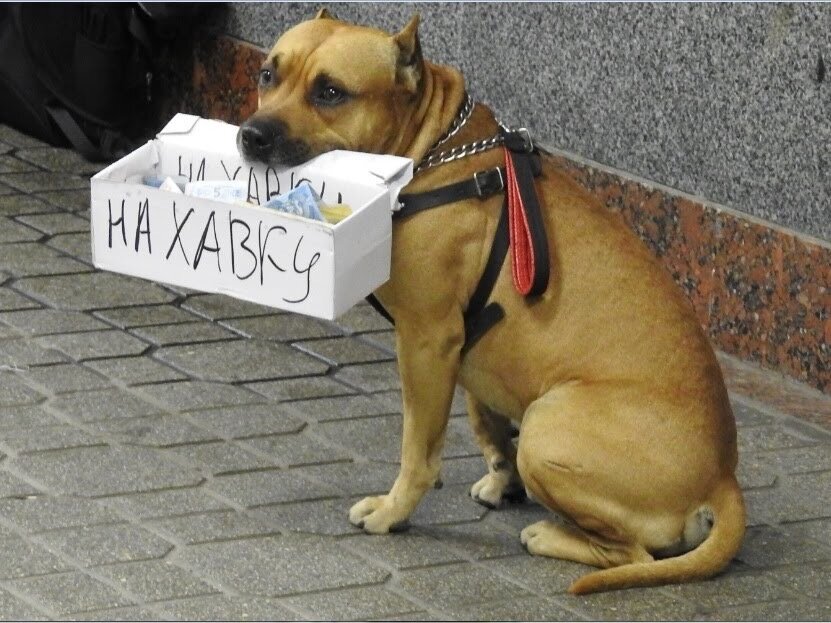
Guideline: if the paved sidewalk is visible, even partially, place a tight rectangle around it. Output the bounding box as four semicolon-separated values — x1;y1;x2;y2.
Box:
0;125;830;621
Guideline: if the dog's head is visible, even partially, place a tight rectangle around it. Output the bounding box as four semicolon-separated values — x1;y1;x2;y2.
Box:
237;9;425;167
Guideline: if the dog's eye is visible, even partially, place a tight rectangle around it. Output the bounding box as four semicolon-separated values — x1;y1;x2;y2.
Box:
314;84;347;106
258;69;274;88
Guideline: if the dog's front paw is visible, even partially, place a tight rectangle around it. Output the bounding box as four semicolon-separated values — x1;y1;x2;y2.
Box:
470;473;526;509
348;496;410;534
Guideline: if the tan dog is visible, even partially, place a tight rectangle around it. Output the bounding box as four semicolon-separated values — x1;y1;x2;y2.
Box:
238;10;745;594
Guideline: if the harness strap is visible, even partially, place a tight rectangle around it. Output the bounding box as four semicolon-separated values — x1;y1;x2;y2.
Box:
396;166;506;218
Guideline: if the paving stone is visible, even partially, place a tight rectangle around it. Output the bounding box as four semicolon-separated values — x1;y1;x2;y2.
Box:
421;521;525;560
0;339;68;368
247;375;356;402
35;522;173;565
293;336;393;366
181;293;275;320
0;193;56;216
151;510;279;544
144;381;264;412
0;471;42;498
85;356;186;385
0;156;37;174
334;361;401;392
169;440;275;474
0;172;88;193
749;444;831;475
764;563;831;599
0;217;41;243
65;605;167;621
0;373;44;406
0;308;108;335
441;455;489;486
442;596;583;622
0;424;104;454
224;313;342;341
737;424;823;453
0;141;10;154
242;432;351;467
0;182;18;196
288;393;401;423
0;587;49;620
0;536;74;578
37;330;148;361
16;212;89;235
361;329;396;354
698;599;831;621
0;495;121;532
396;562;531;609
87;415;221;447
101;487;232;520
207;468;340;507
155;340;329;383
283;585;420;621
11;446;203;496
745;471;831;524
0;243;92;277
172;534;389;596
787;518;831;546
252;497;363;536
342;529;465;570
155;594;298;621
296;461;401;497
737;525;831;568
185;404;305;438
409;484;489;526
24;363;111;393
6;571;135;615
735;452;779;489
0;288;40;311
35;189;90;211
570;585;697;620
661;570;794;610
0;126;50;148
130;321;241;346
0;405;57;430
49;388;163;423
14;272;176;311
486;500;557;534
15;148;101;174
93;305;200;329
334;302;393;333
94;560;216;602
45;232;93;264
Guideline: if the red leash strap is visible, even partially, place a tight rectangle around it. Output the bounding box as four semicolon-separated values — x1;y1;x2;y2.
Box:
504;147;536;296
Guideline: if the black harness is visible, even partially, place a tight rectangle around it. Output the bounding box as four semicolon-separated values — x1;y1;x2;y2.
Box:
367;127;548;356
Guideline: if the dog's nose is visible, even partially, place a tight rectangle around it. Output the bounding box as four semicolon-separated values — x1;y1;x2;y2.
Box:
238;119;277;161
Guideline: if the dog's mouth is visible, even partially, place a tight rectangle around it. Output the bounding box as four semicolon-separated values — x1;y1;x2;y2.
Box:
236;118;313;168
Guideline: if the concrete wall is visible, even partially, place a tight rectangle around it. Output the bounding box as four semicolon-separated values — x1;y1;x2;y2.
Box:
221;2;830;242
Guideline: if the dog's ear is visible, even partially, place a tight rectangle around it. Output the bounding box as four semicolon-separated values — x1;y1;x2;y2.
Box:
393;13;423;93
314;8;335;20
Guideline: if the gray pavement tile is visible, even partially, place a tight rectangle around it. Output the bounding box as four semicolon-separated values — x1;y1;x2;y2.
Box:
0;424;104;454
0;374;44;406
0;495;121;532
14;272;176;311
342;529;466;569
16;212;89;235
0;126;50;148
93;559;217;602
0;172;88;193
0;217;41;243
45;232;93;263
288;392;401;423
169;440;276;474
252;497;364;536
0;308;109;335
10;446;203;496
145;381;265;412
6;571;135;615
207;468;340;507
395;562;531;609
485;501;560;535
131;321;241;346
85;356;187;385
242;431;352;467
185;404;305;439
737;424;825;453
93;305;200;329
737;524;831;568
150;509;279;544
0;288;40;311
36;329;148;361
764;562;831;599
15;148;101;174
0;157;35;175
421;521;525;560
0;339;68;368
697;599;831;621
334;361;401;392
24;363;112;393
35;522;173;565
0;182;17;196
749;444;831;475
661;570;795;610
787;518;831;546
224;313;342;341
410;484;489;526
735;453;778;489
0;471;42;498
0;535;74;578
172;534;389;597
65;605;168;621
0;405;57;430
34;189;90;211
745;470;831;524
155;594;298;621
334;302;393;333
293;336;394;365
246;375;356;402
360;329;396;354
0;243;91;276
295;461;401;497
0;141;10;154
441;455;489;486
0;587;50;620
101;487;232;520
87;414;221;447
0;193;57;216
181;293;276;320
441;596;585;622
49;388;163;423
570;585;697;620
282;585;421;621
155;340;329;383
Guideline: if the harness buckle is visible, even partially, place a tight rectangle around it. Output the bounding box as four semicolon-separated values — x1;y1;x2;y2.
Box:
474;167;504;197
503;127;534;153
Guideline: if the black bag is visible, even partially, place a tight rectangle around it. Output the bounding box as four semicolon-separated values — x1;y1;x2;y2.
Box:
0;3;204;162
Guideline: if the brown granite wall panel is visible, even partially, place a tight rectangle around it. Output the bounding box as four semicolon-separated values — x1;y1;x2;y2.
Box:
164;35;830;394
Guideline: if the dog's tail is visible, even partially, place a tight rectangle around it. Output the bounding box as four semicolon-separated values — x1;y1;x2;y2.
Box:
568;475;746;595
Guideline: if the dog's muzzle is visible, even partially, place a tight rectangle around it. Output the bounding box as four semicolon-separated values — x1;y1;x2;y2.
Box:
237;117;311;167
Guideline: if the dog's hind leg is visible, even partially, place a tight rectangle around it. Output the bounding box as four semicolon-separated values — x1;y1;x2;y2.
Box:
467;393;526;508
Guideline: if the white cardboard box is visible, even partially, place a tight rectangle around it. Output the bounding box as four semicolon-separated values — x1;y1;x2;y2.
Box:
90;114;412;319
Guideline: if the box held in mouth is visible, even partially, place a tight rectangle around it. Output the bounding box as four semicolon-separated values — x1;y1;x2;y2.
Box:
90;114;412;320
